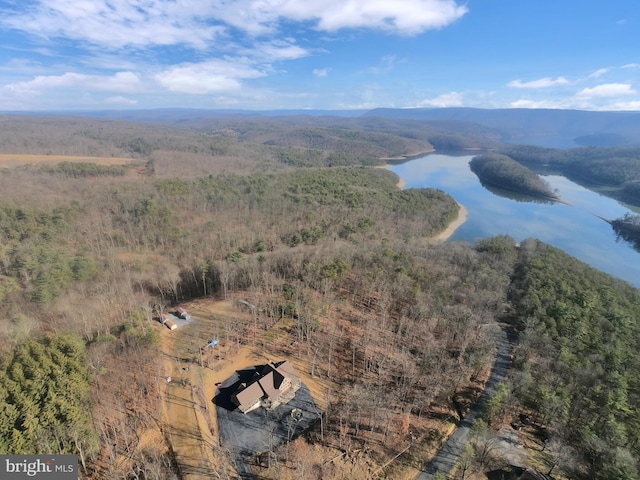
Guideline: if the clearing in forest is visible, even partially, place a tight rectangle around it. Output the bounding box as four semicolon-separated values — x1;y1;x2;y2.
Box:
158;297;329;479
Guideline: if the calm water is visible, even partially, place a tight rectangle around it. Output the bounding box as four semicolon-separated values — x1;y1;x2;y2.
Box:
390;154;640;288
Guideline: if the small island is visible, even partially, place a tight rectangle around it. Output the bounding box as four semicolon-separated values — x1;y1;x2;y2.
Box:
470;152;561;202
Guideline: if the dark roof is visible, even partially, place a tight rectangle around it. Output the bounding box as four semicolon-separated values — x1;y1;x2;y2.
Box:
231;361;300;412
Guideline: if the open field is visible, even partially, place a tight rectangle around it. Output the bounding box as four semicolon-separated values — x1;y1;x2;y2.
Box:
0;153;135;168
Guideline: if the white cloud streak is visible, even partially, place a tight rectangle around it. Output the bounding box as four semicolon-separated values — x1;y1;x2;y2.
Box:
609;100;640;111
104;96;138;105
5;71;141;95
508;77;570;88
418;92;464;107
588;68;609;78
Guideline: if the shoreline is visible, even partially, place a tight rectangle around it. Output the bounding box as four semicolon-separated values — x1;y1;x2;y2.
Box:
376;163;406;189
379;148;436;163
433;203;468;242
377;161;467;240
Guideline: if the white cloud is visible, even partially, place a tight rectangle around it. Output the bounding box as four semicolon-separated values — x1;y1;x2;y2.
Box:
508;77;570;88
418;92;464;107
154;60;265;94
575;83;636;98
588;68;609;78
313;68;330;77
5;71;141;95
622;63;640;70
3;0;468;52
104;96;138;105
3;0;223;50
273;0;468;35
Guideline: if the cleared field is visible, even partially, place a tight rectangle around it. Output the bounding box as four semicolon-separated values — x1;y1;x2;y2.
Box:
0;154;135;168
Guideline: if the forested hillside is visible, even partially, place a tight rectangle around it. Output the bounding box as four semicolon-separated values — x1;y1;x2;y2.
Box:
505;239;640;479
0;114;638;480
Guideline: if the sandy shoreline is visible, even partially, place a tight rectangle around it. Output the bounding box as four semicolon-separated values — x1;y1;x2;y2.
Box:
433;203;468;242
376;164;406;189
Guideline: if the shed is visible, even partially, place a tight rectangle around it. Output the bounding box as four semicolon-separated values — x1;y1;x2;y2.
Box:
165;320;177;330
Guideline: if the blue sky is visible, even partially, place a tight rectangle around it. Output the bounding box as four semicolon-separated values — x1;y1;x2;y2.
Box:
0;0;639;111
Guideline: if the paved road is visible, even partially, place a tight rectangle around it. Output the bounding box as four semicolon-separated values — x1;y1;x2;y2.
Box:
417;325;513;479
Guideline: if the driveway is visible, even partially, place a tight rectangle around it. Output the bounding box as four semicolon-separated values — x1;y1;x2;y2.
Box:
215;372;321;479
417;325;513;479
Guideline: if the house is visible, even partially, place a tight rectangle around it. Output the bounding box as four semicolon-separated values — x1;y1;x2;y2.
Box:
232;361;302;413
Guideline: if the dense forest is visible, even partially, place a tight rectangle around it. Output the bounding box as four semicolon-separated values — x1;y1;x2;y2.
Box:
0;114;638;480
469;153;560;201
504;239;640;479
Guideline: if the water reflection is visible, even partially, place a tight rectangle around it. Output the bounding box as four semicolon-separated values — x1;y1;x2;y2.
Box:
390;153;640;287
610;217;640;254
478;181;558;205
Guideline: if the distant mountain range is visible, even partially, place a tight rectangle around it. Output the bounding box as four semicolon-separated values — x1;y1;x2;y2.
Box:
364;107;640;148
4;107;640;149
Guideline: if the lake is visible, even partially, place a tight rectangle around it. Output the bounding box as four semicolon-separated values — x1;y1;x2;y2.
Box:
389;153;640;288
